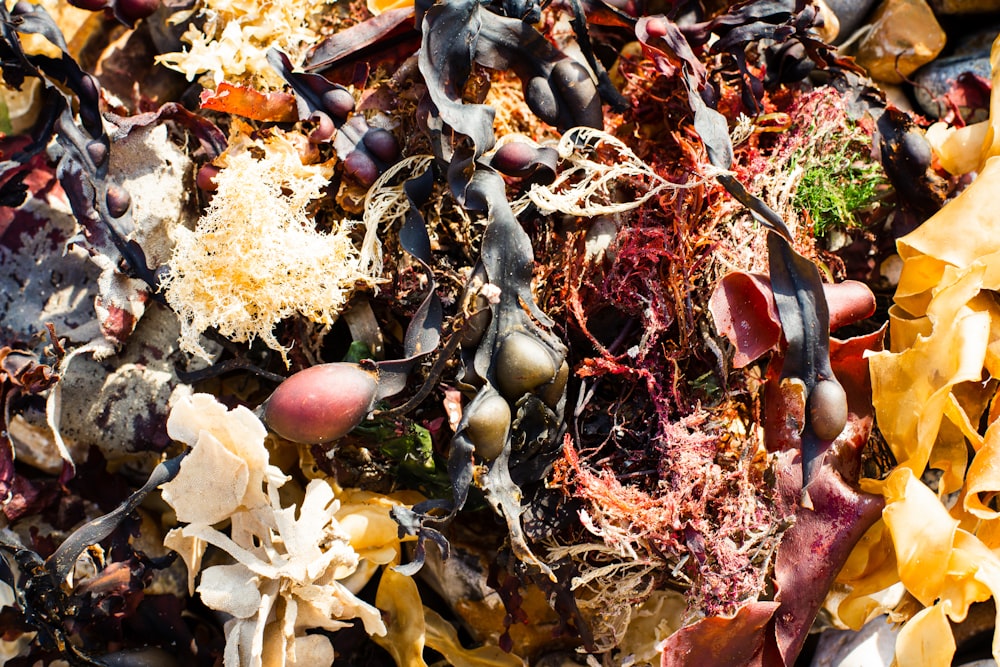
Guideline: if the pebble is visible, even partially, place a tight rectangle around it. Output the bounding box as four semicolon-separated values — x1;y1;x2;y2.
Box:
813;0;841;43
854;0;946;84
913;53;991;121
822;0;880;42
928;0;1000;13
950;26;1000;57
810;616;897;667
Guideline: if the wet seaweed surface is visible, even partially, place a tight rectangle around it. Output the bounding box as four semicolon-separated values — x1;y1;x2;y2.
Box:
0;0;986;665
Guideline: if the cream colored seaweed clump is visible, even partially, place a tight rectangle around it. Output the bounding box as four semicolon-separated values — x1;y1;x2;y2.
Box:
164;124;375;363
157;0;330;88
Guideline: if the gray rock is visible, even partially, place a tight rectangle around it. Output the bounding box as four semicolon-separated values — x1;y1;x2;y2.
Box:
811;616;897;667
929;0;1000;13
824;0;880;41
950;26;1000;57
913;53;992;121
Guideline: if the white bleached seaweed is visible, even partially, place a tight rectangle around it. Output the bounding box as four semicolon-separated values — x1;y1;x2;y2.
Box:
160;394;396;667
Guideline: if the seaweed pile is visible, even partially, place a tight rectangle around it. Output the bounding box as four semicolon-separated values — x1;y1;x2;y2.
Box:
0;0;987;665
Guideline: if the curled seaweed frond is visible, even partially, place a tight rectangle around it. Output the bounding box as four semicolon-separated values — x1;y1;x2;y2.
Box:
517;126;718;217
0;0;935;664
359;154;436;276
0;455;184;666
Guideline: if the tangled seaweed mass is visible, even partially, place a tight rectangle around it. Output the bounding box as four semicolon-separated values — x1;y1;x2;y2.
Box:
0;0;995;664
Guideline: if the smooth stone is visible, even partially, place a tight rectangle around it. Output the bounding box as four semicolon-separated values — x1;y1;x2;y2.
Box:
913;54;991;121
813;0;841;43
950;26;1000;57
823;0;880;41
929;0;1000;13
879;82;914;112
854;0;946;83
951;600;998;660
810;616;897;667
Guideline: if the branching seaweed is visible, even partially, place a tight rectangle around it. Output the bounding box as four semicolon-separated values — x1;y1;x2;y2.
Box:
0;347;58;501
0;0;916;664
393;0;610;587
1;4;158;296
0;454;184;665
638;14;846;495
515;127;717;217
